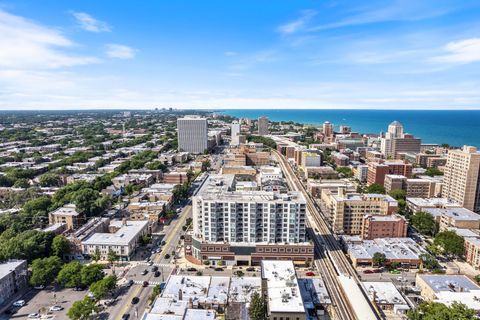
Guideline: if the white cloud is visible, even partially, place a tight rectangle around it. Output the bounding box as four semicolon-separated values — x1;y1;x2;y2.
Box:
277;10;317;35
431;38;480;64
0;9;99;69
105;44;137;59
71;11;111;32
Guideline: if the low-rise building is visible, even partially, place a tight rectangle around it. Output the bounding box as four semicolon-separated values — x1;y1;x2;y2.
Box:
362;281;409;315
261;260;306;320
406;197;461;213
361;214;408;240
423;207;480;230
82;220;149;261
0;260;28;306
48;203;85;230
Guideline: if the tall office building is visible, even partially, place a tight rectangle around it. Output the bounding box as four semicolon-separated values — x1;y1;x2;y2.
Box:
231;121;240;138
177;115;208;154
380;121;421;158
258;116;269;135
443;146;480;212
323;121;333;137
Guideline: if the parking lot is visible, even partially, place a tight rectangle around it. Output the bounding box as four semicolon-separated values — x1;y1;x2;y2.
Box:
1;287;87;320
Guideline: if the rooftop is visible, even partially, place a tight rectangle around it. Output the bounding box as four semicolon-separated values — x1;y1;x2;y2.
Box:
362;281;408;307
348;238;425;261
261;260;305;314
424;207;480;221
418;274;480;293
0;260;26;281
82;220;148;246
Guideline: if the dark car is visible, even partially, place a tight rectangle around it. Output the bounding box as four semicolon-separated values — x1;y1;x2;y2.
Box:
142;281;149;287
151;266;158;272
187;267;197;272
154;271;161;277
246;267;255;272
122;314;130;320
161;240;166;246
127;279;134;287
214;267;224;271
73;285;86;291
141;269;148;275
131;297;139;305
363;269;374;274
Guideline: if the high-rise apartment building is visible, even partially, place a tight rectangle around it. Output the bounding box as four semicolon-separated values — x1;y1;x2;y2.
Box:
380;121;421;158
443;146;480;212
367;160;413;186
177;116;208;153
323;121;333;137
258;116;269;135
231;121;240;138
189;174;312;265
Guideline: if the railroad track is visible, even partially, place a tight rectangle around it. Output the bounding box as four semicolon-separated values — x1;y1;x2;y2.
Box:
273;150;381;320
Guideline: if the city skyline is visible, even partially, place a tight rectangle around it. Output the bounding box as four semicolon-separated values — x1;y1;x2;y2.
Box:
0;0;480;110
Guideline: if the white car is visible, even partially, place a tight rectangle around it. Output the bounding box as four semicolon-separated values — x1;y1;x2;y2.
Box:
12;300;25;307
28;313;40;319
49;305;64;311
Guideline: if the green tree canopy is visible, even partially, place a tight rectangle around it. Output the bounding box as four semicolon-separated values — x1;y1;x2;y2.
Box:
407;301;475;320
57;262;83;288
410;211;437;236
51;235;71;258
336;166;353;178
80;264;104;286
248;292;267;320
67;297;98;320
89;275;117;300
365;183;386;194
425;167;444;177
372;252;387;266
30;256;63;287
434;230;465;257
39;173;62;187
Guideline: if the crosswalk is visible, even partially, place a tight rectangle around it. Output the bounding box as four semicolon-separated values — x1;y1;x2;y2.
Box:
133;262;171;268
132;280;163;286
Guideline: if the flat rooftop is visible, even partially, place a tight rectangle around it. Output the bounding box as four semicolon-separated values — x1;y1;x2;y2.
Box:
418;274;480;293
348;238;425;261
0;260;25;281
424;207;480;221
362;281;408;307
50;203;79;216
228;277;261;303
261;260;305;314
82;220;148;246
406;197;461;208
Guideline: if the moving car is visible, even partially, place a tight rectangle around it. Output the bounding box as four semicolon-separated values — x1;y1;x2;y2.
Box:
154;271;161;277
127;279;134;287
122;314;130;320
131;297;139;305
27;313;40;318
142;281;149;287
151;266;158;272
141;269;148;275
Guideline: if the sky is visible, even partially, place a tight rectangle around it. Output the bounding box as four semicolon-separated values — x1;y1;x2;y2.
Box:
0;0;480;110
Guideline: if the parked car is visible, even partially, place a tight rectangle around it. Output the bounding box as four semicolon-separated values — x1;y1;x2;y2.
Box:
187;267;197;272
127;279;134;287
214;267;224;271
33;285;45;290
12;300;25;307
131;297;139;305
246;267;255;272
161;240;166;246
363;269;374;274
305;271;315;276
28;313;40;318
49;306;63;312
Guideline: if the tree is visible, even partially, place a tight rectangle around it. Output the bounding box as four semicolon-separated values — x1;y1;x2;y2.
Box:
336;167;353;178
407;301;475;320
434;230;465;257
57;262;83;288
201;160;211;172
372;252;386;266
51;235;71;258
365;183;386;194
388;189;406;201
107;249;118;266
149;284;162;303
30;256;63;287
80;264;104;286
89;275;117;300
39;173;61;187
425;167;443;177
248;292;267;320
410;211;437;236
419;253;440;270
92;248;101;262
73;188;103;217
475;275;480;285
67;297;98;320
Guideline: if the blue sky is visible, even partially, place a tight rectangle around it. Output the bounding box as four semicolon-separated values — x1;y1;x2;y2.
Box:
0;0;479;110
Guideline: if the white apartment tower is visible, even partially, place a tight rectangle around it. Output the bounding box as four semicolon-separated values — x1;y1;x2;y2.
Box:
231;121;241;138
443;146;480;212
192;175;307;244
177;115;208;153
258;116;269;136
